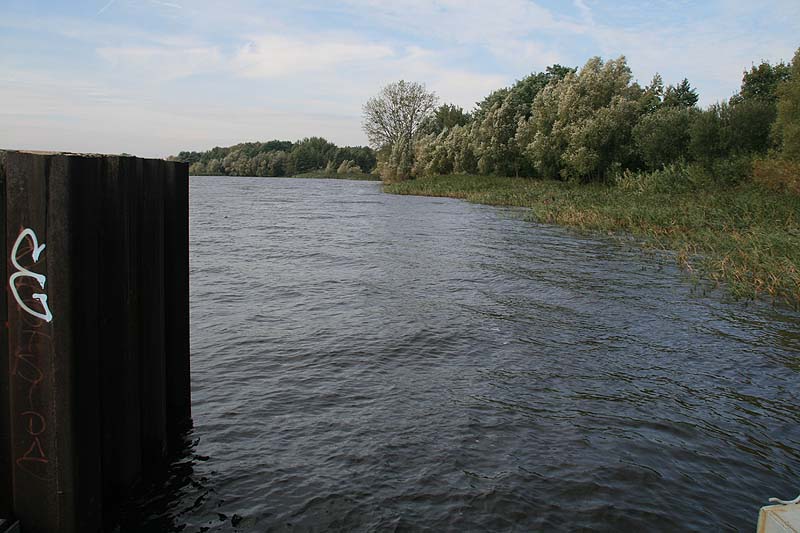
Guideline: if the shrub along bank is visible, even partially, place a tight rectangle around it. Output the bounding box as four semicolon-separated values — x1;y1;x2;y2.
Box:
376;47;800;306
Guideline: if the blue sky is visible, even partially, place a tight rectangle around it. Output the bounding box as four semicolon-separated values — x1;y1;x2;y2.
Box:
1;0;798;157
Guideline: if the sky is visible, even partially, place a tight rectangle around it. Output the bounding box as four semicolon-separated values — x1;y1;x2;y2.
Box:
1;0;798;158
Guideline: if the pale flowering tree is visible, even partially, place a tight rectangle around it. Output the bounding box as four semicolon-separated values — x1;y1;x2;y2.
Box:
363;80;438;181
517;56;645;181
447;124;478;174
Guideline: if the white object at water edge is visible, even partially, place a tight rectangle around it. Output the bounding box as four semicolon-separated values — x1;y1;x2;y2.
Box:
758;503;800;532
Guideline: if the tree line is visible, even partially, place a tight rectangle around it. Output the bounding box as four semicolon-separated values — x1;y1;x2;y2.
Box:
364;48;799;189
171;137;377;177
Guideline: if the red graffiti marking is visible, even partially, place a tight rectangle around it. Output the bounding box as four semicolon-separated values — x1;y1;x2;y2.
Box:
9;226;53;482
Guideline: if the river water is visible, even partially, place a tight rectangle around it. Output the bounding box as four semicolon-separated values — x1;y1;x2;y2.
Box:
120;176;800;531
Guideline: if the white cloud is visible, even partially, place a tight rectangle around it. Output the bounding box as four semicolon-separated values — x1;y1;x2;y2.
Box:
97;44;223;80
584;15;799;104
233;34;394;78
573;0;594;25
3;0;799;156
336;0;585;42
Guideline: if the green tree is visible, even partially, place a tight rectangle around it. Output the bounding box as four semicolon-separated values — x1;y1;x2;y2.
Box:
207;158;223;175
337;160;362;174
690;98;778;164
773;48;800;160
473;87;510;122
663;78;699;108
471;65;573;176
689;104;725;164
362;80;438;148
420;103;471;135
268;151;289;176
189;161;206;175
333;146;377;173
640;73;664;114
289;137;338;173
724;98;777;154
449;124;478;174
363;80;438;181
633;106;697;169
733;60;792;103
517;56;644;181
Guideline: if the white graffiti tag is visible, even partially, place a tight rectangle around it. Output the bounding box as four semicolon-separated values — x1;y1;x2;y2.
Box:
9;228;53;323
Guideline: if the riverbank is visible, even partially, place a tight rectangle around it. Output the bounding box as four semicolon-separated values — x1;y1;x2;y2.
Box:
384;174;800;308
290;170;380;181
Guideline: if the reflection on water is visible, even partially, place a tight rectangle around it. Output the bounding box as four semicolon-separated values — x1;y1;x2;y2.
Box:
120;177;800;531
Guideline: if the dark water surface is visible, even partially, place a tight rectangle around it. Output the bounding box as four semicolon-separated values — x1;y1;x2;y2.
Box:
121;177;800;532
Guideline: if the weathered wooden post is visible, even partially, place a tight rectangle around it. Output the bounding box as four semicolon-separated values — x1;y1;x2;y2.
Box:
0;150;190;533
139;159;168;471
0;152;11;517
4;152;104;532
98;156;142;510
164;161;191;438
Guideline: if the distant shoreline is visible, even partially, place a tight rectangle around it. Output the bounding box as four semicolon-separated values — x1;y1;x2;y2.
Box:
190;170;381;181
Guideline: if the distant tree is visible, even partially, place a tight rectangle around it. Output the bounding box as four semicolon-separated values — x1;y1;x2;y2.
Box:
169;139;374;177
689;104;725;164
337;160;362;174
377;136;416;182
188;161;206;175
333;146;377;173
634;106;697;169
732;60;792;104
262;139;294;152
363;80;438;181
640;73;665;114
473;99;523;175
690;98;778;165
207;158;223;175
447;124;478;174
662;78;699;108
174;151;202;164
420;103;471;135
268;151;289;176
289;137;338;173
724;98;777;154
517;56;644;181
252;152;271;176
472;65;574;122
773;48;800;160
473;88;510;122
362;80;438;148
471;65;574;176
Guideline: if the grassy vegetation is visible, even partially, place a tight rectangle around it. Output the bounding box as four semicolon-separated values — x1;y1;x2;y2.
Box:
288;170;381;181
385;173;800;308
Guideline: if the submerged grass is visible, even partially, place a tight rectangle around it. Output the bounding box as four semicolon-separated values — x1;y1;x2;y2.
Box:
385;174;800;308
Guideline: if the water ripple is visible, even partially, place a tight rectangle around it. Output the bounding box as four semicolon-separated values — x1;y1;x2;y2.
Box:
120;176;800;532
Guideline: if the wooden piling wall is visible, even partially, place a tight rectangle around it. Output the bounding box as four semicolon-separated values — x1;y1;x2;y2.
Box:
0;151;191;533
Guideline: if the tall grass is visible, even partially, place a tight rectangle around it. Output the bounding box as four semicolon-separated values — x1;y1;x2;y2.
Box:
385;171;800;307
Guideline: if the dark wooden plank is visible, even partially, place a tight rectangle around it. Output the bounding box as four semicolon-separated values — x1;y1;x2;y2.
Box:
0;151;11;516
5;152;104;533
139;159;167;471
120;155;143;487
98;155;123;505
6;151;63;532
97;155;141;509
113;155;143;493
164;161;191;444
58;154;103;532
